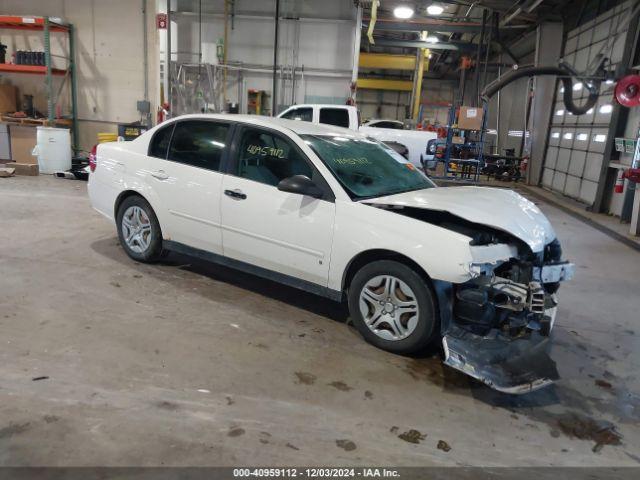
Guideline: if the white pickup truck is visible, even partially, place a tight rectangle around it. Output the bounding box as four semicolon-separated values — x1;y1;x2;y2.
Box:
278;104;437;168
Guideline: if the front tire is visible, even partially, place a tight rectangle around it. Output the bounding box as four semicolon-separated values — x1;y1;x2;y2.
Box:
348;260;438;354
116;195;163;262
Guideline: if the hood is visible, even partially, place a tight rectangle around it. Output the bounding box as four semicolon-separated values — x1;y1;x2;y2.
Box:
363;186;555;252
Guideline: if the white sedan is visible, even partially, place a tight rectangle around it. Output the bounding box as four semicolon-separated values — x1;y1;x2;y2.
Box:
88;114;574;393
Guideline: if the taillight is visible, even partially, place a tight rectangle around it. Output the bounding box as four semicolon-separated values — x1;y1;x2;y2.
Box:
89;144;98;172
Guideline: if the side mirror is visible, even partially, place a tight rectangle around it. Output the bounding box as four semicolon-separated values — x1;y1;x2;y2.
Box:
277;175;324;199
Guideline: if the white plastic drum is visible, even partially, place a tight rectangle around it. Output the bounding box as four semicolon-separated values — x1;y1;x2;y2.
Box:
32;126;72;174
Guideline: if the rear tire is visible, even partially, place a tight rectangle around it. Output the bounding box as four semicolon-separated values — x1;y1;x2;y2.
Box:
348;260;438;354
116;195;163;262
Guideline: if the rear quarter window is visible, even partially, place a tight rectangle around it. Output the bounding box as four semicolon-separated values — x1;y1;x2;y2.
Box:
148;123;175;159
319;108;350;128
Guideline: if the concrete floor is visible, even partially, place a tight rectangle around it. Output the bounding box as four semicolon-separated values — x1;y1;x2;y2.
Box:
0;176;639;467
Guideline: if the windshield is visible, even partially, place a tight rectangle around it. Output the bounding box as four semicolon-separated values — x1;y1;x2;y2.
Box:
301;134;435;200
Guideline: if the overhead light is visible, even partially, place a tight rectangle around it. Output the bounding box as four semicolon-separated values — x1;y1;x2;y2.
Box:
427;4;444;15
555;109;564;116
599;104;613;114
563;132;573;140
593;134;607;142
573;83;582;91
577;133;588;141
428;53;433;59
425;36;439;43
393;5;414;19
605;79;614;85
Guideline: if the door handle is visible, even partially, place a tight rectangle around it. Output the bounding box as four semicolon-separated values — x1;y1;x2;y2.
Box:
151;170;169;180
224;189;247;200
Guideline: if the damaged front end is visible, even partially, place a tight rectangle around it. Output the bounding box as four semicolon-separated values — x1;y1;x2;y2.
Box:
373;203;575;394
440;237;574;394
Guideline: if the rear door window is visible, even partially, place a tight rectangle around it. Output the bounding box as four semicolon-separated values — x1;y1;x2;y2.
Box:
319;108;350;128
280;107;313;122
167;120;230;171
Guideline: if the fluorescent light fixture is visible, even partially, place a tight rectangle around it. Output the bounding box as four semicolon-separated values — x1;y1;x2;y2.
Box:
486;129;498;135
551;132;560;138
393;5;414;18
425;36;439;43
577;133;588;141
599;104;613;114
573;83;582;91
563;132;573;140
594;134;607;142
555;109;564;116
587;108;594;114
560;86;564;93
427;4;444;15
605;79;614;85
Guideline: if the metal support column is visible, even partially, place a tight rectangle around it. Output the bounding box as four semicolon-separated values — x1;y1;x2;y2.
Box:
411;35;426;120
272;0;280;116
44;18;54;123
351;4;363;87
69;24;79;153
527;22;563;185
166;4;172;115
474;9;487;106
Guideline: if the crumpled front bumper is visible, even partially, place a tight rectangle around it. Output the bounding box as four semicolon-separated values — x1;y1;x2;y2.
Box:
438;264;570;394
443;325;559;394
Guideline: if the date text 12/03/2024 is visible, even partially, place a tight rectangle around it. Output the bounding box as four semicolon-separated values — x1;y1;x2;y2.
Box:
233;468;401;478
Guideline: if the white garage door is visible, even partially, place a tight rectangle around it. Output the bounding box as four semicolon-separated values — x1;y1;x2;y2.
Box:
542;1;632;204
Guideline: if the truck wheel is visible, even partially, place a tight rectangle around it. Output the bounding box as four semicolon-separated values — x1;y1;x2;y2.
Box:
348;260;438;354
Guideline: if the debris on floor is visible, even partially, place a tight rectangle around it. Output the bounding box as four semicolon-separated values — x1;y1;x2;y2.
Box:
398;429;426;444
437;440;452;452
0;167;15;177
555;413;622;453
336;439;357;451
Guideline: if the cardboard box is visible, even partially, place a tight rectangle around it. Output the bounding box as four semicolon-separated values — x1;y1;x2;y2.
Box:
0;84;17;114
452;135;465;144
4;162;38;176
9;125;37;164
458;106;483;130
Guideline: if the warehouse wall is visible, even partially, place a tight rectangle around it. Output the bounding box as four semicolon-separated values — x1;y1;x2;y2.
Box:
542;1;631;209
163;0;356;115
0;0;159;151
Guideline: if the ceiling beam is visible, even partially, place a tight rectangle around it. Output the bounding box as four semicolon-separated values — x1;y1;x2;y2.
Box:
362;18;530;34
372;38;479;53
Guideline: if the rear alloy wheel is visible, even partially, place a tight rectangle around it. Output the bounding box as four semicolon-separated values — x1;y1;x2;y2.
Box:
116;196;163;262
348;260;438;354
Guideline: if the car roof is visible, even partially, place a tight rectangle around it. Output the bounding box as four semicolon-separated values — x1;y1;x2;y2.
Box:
170;113;365;138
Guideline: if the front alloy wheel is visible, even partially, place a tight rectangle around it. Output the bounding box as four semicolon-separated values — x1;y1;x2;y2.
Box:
359;275;420;341
348;260;438;354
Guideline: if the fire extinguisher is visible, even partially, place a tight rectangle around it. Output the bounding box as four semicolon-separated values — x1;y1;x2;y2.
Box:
521;156;529;177
614;168;625;193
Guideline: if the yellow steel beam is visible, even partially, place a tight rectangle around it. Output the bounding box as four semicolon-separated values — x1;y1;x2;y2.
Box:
356;78;413;91
359;52;432;71
360;53;414;70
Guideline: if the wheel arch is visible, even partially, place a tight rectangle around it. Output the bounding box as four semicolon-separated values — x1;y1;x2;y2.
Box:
114;189;149;220
342;249;436;294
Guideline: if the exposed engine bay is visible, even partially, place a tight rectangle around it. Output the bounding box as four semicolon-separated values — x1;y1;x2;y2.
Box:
373;204;575;394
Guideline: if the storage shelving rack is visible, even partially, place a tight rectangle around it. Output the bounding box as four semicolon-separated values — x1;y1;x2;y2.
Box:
0;15;78;152
433;104;487;182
